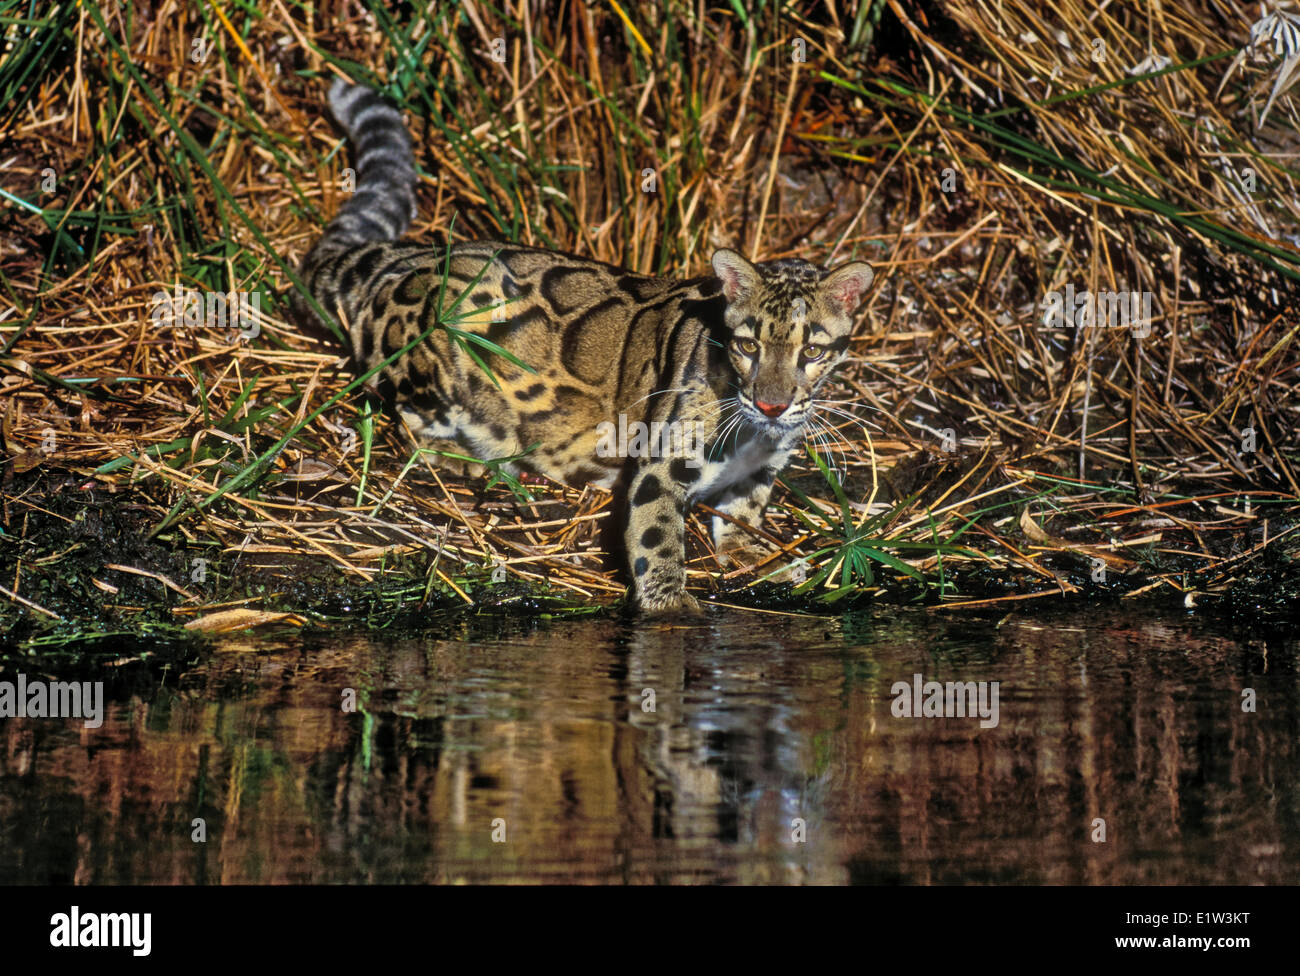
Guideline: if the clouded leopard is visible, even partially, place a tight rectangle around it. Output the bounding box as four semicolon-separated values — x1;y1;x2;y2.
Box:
294;80;875;613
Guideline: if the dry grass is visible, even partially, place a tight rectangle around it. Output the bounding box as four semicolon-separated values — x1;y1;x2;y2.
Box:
2;0;1300;638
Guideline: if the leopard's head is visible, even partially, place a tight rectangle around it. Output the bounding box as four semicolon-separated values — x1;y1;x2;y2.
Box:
712;248;874;433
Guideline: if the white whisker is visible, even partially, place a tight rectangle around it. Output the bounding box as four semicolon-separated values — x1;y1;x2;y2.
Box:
625;386;701;410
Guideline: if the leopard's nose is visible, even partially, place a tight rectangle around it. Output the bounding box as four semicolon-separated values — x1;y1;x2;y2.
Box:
755;399;789;419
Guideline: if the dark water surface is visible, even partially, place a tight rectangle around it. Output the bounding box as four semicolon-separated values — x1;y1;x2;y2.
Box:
2;606;1297;884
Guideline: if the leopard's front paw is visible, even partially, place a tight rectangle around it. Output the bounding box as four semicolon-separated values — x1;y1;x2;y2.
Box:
722;548;810;585
638;592;702;618
635;567;702;617
769;556;815;584
716;543;774;572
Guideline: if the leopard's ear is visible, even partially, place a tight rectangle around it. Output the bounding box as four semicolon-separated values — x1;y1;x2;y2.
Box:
712;248;760;303
821;261;875;316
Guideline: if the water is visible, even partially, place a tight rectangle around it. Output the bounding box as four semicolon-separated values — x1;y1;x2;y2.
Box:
2;606;1297;884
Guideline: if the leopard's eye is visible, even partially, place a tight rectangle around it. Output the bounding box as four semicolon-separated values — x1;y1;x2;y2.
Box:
733;337;759;356
802;344;826;362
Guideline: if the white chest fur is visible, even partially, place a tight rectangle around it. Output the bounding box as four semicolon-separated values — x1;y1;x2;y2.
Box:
690;430;797;502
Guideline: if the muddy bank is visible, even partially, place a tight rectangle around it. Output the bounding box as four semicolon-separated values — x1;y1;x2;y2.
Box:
3;468;1298;657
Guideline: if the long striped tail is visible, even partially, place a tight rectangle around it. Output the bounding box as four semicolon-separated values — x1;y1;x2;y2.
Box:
294;80;419;334
319;79;417;246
